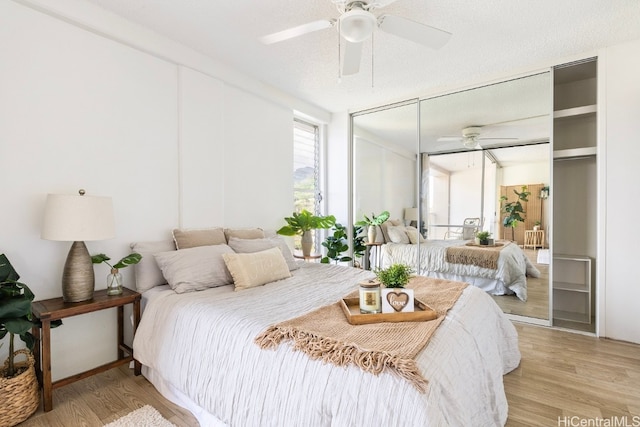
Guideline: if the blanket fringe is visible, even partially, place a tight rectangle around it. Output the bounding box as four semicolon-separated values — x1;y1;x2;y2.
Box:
254;326;428;393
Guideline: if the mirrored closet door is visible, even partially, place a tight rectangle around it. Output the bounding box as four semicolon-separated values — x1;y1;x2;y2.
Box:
351;72;553;323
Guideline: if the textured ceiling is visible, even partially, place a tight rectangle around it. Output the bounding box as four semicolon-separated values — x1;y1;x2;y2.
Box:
79;0;640;113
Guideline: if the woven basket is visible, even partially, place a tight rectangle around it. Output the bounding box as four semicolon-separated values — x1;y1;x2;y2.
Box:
0;349;40;427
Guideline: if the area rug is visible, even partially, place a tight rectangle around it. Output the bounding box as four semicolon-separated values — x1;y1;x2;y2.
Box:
104;405;176;427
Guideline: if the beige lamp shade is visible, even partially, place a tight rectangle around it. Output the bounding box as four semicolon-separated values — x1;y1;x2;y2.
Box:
404;208;418;222
41;193;115;241
41;191;115;302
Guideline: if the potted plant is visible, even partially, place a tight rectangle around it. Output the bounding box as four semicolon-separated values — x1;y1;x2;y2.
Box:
1;254;59;426
352;225;367;268
500;186;531;241
533;220;541;231
476;231;491;245
355;211;390;243
277;210;336;257
374;263;415;313
320;223;352;265
91;253;142;296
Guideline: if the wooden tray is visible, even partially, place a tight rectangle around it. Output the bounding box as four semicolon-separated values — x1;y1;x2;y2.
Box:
340;297;437;325
465;242;504;247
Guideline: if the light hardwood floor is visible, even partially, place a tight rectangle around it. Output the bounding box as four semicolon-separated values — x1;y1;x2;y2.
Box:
18;324;640;426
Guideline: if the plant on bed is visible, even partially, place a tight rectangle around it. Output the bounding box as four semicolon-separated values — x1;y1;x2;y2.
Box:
277;210;336;257
91;253;142;296
373;263;413;288
320;223;352;264
476;231;491;245
500;185;530;241
355;211;390;243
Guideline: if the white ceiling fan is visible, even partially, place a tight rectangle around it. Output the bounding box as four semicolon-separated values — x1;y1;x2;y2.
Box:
259;0;452;76
437;126;518;149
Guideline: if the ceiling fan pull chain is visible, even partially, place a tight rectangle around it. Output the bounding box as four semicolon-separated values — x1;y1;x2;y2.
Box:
371;32;375;89
337;19;342;83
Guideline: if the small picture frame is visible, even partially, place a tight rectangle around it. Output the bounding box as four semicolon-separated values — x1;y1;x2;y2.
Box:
381;288;415;313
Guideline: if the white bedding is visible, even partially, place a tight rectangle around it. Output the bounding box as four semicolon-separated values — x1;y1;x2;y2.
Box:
380;240;539;301
133;263;520;426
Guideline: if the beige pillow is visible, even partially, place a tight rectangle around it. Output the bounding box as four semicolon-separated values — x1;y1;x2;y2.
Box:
227;236;299;271
154;245;234;293
222;247;292;291
224;228;265;241
406;226;426;244
380;219;403;243
387;225;410;244
130;240;176;292
172;227;226;249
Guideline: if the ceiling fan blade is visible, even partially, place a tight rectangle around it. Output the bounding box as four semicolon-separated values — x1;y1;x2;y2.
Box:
342;40;363;76
378;15;451;49
437;136;463;142
260;19;333;45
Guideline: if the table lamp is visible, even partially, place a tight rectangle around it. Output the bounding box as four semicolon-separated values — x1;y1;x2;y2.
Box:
41;189;115;302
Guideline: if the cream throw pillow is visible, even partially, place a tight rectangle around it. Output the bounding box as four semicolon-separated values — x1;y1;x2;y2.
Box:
172;227;226;249
387;225;411;244
154;244;234;293
406;226;426;244
222;247;292;291
227;236;299;271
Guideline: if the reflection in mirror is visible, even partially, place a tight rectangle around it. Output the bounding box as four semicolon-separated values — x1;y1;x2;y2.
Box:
352;101;418;269
425;144;550;320
420;72;551;321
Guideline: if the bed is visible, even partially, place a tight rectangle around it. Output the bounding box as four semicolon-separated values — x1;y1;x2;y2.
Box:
130;230;521;427
378;238;539;302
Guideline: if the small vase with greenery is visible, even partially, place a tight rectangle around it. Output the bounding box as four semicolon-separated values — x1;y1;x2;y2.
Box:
277;210;336;257
91;253;142;296
355;211;390;243
374;263;415;313
476;231;491;245
374;263;413;288
500;186;531;241
320;223;352;264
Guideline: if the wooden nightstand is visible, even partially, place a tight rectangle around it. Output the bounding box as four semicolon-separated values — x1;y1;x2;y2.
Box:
31;287;141;412
293;253;322;262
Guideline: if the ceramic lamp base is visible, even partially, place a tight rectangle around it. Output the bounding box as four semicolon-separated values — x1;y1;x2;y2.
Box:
61;241;95;302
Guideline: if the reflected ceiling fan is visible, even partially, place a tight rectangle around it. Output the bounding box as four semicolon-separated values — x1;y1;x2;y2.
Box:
259;0;452;76
437;126;518;149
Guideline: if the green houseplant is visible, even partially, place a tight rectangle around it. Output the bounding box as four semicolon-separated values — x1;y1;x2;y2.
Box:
355;211;390;243
476;231;491;245
320;223;352;264
91;253;142;296
352;225;367;268
277;210;336;257
373;263;413;288
500;186;531;241
1;254;60;426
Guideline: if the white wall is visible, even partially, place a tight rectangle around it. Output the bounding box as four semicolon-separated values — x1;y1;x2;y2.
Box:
0;1;329;378
601;38;640;343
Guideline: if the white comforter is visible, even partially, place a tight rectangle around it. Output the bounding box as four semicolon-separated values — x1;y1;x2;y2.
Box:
133;263;520;427
380;240;539;301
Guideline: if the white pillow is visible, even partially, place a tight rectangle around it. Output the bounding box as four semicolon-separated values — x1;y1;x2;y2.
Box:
222;247;292;291
130;240;176;292
227;236;299;271
386;225;410;244
153;245;234;293
406;226;426;244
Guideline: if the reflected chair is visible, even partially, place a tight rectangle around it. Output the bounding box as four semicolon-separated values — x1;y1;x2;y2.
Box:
444;217;481;240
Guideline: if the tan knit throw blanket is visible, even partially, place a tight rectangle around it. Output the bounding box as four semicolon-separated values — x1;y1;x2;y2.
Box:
255;277;467;393
445;241;510;270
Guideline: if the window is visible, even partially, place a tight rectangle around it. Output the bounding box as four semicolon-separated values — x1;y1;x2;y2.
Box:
293;118;322;251
293;118;321;215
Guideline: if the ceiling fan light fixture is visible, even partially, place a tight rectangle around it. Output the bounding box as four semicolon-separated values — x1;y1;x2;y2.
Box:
339;9;377;42
463;136;479;149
